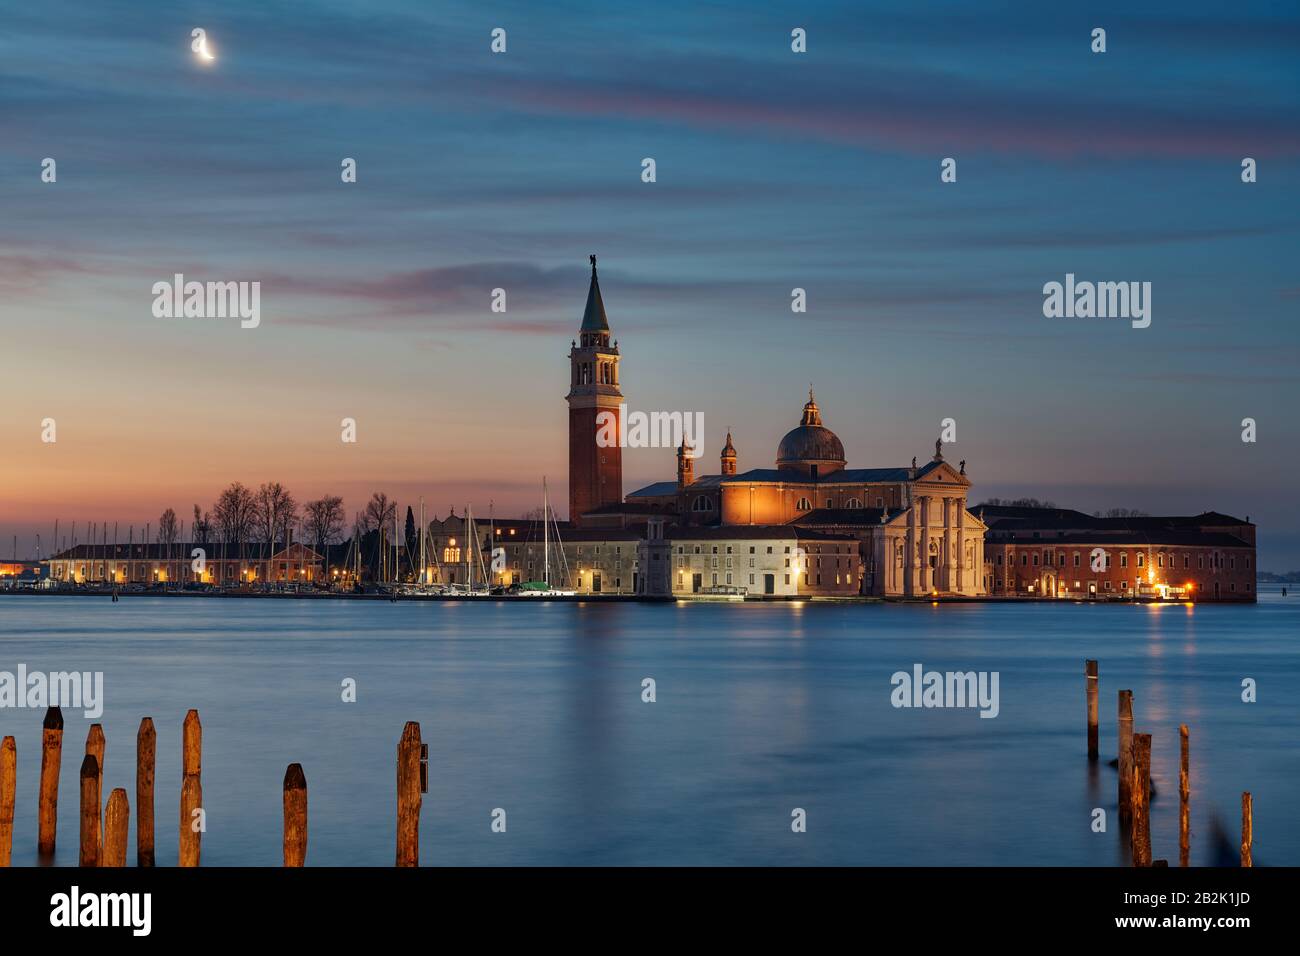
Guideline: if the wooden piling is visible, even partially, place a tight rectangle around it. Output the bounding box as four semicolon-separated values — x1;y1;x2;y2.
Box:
179;710;202;867
396;721;422;867
1240;792;1252;867
1117;690;1134;821
85;723;105;783
1179;724;1190;867
182;709;201;778
1130;733;1152;867
0;736;15;866
1085;660;1099;760
102;789;129;867
37;707;64;855
283;763;307;867
79;754;101;867
137;717;155;867
85;723;105;856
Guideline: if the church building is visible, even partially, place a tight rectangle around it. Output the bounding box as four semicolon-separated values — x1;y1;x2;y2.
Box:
566;257;987;598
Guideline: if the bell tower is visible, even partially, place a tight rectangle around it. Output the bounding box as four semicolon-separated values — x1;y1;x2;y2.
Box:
566;255;623;526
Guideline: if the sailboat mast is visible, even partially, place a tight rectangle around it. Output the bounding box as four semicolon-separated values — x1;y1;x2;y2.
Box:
543;478;550;587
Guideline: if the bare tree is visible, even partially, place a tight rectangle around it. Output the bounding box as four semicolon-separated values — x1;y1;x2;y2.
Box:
978;497;1058;510
1094;508;1148;518
213;482;256;546
192;505;212;544
304;495;345;555
254;482;298;548
362;492;396;534
157;508;179;545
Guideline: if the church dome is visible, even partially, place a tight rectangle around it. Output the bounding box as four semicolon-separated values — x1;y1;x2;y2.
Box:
776;390;846;474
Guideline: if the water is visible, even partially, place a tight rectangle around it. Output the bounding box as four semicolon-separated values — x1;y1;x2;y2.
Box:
0;590;1296;866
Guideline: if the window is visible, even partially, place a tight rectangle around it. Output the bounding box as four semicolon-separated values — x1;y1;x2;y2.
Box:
795;497;812;510
845;498;862;509
1137;553;1144;567
692;497;714;512
1120;553;1127;568
1073;553;1080;568
825;499;833;508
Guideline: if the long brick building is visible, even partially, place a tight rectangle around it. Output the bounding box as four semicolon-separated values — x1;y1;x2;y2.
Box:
979;506;1256;601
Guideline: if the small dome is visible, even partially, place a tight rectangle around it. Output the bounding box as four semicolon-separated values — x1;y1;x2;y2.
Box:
776;390;846;473
721;431;736;457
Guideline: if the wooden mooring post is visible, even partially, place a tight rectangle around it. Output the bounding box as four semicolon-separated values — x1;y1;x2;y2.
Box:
79;754;101;867
1241;792;1253;867
1130;733;1152;867
179;709;203;867
102;789;129;867
85;723;105;857
137;717;156;867
1085;660;1099;760
396;722;422;866
283;764;307;867
37;707;64;855
1117;690;1134;821
1179;724;1190;867
0;736;15;866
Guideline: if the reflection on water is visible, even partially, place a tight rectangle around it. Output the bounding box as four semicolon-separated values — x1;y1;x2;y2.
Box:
0;589;1295;866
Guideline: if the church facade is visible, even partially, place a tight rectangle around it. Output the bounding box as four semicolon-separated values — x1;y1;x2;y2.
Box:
566;257;987;598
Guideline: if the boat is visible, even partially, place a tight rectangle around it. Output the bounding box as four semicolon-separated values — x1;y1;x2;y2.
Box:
507;479;576;597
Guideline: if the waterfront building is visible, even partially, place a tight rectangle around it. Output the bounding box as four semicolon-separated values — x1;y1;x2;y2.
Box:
46;541;323;585
979;506;1256;601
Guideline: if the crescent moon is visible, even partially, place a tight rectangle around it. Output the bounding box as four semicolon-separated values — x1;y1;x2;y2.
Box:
199;39;215;61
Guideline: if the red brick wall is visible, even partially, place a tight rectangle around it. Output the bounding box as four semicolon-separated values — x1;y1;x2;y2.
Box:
982;541;1255;601
568;405;622;527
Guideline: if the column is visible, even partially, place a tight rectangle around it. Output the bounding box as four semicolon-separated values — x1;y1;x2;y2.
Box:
946;496;956;595
956;498;966;593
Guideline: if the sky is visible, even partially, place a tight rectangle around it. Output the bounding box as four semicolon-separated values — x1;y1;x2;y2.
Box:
1;0;1297;566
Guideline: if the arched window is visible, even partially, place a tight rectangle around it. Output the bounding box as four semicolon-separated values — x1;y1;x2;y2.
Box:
691;497;714;512
845;497;863;509
795;497;812;510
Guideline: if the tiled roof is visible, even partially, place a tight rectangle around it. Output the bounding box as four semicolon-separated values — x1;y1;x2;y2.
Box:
790;508;890;526
627;481;679;498
666;525;854;542
49;542;321;561
988;531;1253;549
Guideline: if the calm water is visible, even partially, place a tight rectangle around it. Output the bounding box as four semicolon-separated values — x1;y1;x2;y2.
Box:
0;591;1296;866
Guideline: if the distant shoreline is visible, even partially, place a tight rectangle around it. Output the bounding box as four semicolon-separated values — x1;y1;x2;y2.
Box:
0;589;1266;605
